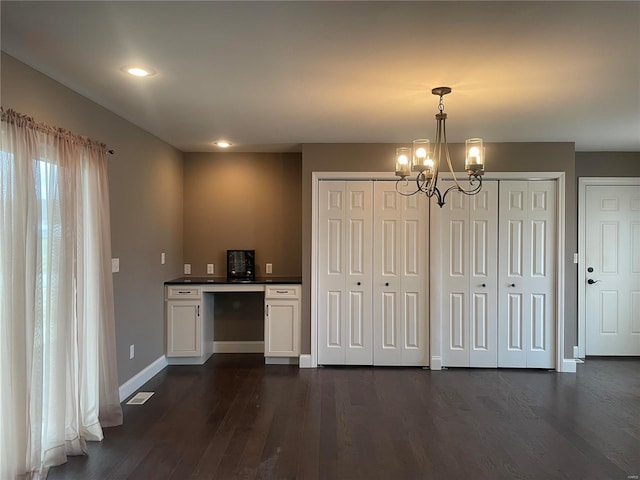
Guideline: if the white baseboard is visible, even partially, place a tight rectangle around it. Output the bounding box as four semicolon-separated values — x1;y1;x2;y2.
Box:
299;354;313;368
561;359;578;373
213;341;264;353
430;356;442;371
119;355;168;403
265;357;299;365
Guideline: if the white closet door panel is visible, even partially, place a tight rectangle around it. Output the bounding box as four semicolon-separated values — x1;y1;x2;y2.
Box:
436;182;498;368
373;181;428;366
318;181;347;364
499;181;529;367
345;182;374;364
499;181;555;368
525;181;556;368
400;188;429;365
373;183;402;365
470;183;498;367
318;181;374;365
439;190;471;366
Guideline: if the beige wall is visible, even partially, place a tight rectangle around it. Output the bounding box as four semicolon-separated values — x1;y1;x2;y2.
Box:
301;142;578;358
1;53;184;385
183;152;302;277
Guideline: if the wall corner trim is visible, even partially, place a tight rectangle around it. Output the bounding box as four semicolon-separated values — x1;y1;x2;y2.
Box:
119;355;168;403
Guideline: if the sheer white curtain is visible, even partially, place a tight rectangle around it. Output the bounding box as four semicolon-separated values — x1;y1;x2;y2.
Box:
0;109;122;479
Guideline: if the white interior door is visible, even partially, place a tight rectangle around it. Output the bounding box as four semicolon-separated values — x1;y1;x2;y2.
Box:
435;181;498;368
585;185;640;355
318;181;373;365
372;181;429;366
498;181;556;368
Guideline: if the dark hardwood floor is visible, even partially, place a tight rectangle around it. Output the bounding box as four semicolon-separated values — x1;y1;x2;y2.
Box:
48;355;639;480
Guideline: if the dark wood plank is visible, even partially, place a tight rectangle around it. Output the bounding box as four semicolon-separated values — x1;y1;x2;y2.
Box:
47;356;640;480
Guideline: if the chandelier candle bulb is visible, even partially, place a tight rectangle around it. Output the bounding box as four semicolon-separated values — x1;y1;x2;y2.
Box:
412;139;431;173
465;138;485;174
395;147;411;178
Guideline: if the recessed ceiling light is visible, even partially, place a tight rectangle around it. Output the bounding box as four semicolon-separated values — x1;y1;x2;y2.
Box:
216;141;231;148
122;66;156;77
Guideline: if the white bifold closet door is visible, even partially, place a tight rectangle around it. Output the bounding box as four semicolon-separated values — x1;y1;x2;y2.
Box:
434;181;499;367
498;181;556;368
318;181;373;365
317;180;429;366
372;181;429;366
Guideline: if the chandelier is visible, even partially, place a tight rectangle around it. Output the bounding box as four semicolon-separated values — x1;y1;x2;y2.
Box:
394;87;485;207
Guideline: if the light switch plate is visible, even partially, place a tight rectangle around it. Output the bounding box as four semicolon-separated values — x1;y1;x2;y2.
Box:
112;258;120;273
161;252;166;265
184;263;191;275
207;263;214;274
266;263;273;274
573;253;578;264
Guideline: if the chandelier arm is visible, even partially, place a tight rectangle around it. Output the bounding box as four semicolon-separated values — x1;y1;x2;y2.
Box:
442;116;466;193
458;175;483;196
395;178;419;196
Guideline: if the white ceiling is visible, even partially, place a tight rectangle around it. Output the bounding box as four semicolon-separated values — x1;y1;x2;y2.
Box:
1;1;639;152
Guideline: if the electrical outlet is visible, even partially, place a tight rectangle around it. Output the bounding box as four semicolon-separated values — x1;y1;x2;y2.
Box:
129;344;135;359
112;258;120;273
266;263;273;274
184;263;191;275
207;263;214;274
161;252;166;265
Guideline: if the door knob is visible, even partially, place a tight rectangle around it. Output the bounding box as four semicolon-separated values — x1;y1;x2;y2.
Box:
587;278;600;285
385;282;389;287
509;283;516;287
357;282;361;286
480;283;486;288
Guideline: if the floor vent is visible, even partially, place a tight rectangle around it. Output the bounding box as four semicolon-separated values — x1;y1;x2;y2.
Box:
126;391;154;405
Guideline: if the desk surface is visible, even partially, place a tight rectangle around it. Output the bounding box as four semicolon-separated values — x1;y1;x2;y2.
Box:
165;276;302;285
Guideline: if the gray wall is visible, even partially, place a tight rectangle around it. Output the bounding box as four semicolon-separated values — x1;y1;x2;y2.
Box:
576;152;640;177
1;53;184;385
301;142;577;358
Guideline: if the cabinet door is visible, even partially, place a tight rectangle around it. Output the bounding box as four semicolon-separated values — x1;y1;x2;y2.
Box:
373;181;429;366
498;181;556;368
265;299;300;357
167;300;201;357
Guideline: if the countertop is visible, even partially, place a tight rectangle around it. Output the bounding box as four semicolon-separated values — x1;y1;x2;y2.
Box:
165;276;302;285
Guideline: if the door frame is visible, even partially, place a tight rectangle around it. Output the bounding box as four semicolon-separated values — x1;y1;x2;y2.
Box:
577;177;640;358
309;171;568;371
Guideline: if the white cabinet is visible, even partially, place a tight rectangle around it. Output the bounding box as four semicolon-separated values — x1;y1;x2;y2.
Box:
264;285;301;357
317;180;429;366
166;287;202;357
167;299;201;357
165;286;213;363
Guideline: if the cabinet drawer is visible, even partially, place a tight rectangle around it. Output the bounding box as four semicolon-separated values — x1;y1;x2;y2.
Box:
167;286;201;299
265;285;300;299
